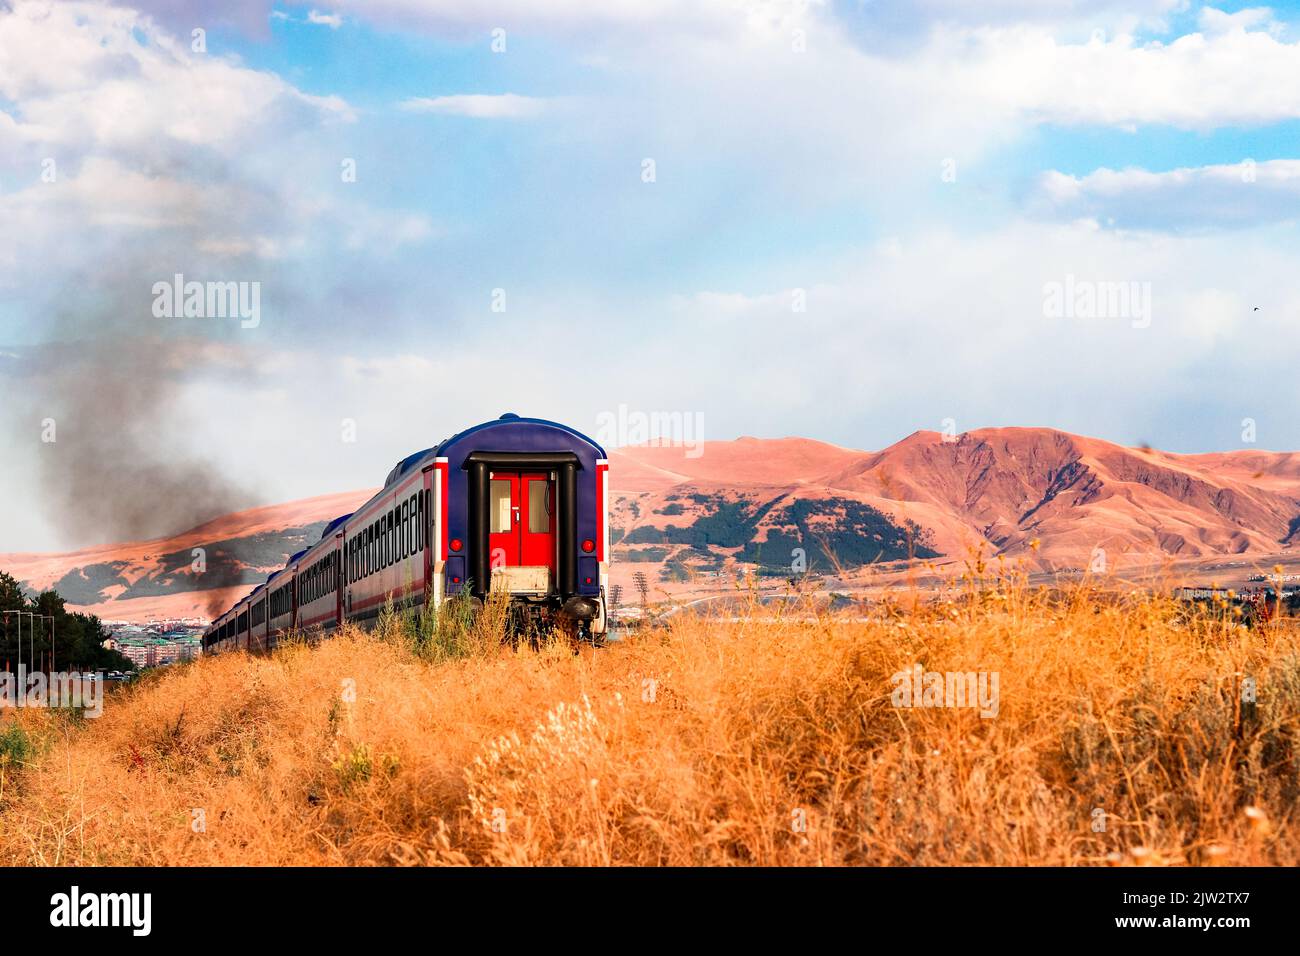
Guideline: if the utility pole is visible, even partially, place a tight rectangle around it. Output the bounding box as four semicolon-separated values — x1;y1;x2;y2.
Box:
2;610;31;677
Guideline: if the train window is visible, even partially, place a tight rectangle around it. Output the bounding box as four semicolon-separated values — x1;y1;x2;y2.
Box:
369;523;377;573
387;511;394;566
410;494;418;551
402;500;410;557
529;479;551;533
415;493;423;552
490;479;511;533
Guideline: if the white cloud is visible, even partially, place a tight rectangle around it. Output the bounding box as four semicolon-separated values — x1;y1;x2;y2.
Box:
317;0;814;38
1036;160;1300;228
400;93;554;119
924;23;1300;130
0;1;354;160
1197;5;1281;36
307;9;344;29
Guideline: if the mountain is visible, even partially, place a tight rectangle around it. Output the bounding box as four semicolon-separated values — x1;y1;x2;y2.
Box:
5;427;1300;622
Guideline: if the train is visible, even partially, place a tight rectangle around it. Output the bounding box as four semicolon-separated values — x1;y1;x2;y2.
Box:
202;414;610;654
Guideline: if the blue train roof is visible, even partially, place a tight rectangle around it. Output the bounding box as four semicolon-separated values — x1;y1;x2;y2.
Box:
436;413;607;461
377;414;604;492
383;448;435;487
289;549;308;563
321;513;353;540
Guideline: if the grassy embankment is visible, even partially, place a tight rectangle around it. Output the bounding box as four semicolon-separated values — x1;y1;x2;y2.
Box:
0;573;1296;866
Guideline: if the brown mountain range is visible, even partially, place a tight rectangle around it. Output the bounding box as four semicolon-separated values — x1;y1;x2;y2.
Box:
4;426;1298;622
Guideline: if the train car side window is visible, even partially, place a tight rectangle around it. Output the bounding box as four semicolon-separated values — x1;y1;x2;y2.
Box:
402;500;411;556
416;491;423;552
425;490;431;547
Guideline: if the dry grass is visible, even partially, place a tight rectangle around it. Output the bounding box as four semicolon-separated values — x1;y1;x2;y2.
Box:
0;580;1297;866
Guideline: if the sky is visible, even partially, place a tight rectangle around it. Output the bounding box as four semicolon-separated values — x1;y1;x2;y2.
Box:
3;0;1300;551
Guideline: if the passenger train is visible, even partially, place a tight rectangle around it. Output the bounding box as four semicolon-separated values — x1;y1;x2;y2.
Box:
202;415;610;654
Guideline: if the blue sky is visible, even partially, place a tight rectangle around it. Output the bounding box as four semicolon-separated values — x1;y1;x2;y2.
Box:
4;0;1300;550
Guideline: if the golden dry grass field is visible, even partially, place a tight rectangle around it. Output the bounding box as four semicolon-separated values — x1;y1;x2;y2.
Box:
0;581;1296;866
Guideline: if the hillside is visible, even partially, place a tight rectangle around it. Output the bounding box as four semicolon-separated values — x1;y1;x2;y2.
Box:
5;427;1300;622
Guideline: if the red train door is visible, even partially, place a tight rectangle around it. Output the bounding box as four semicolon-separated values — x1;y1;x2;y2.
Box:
488;472;556;572
520;473;555;568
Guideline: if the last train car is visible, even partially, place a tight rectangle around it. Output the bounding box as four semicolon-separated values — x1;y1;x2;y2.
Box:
203;414;610;653
434;413;609;637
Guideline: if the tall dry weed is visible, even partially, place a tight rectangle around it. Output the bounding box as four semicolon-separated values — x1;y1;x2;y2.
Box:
0;580;1295;866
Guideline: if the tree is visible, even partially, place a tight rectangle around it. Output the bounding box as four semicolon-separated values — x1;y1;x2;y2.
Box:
0;570;134;673
0;571;24;613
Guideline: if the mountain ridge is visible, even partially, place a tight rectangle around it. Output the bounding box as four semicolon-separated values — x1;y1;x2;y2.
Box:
5;426;1299;621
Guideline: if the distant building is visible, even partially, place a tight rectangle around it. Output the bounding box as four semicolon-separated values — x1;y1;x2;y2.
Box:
111;634;201;668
